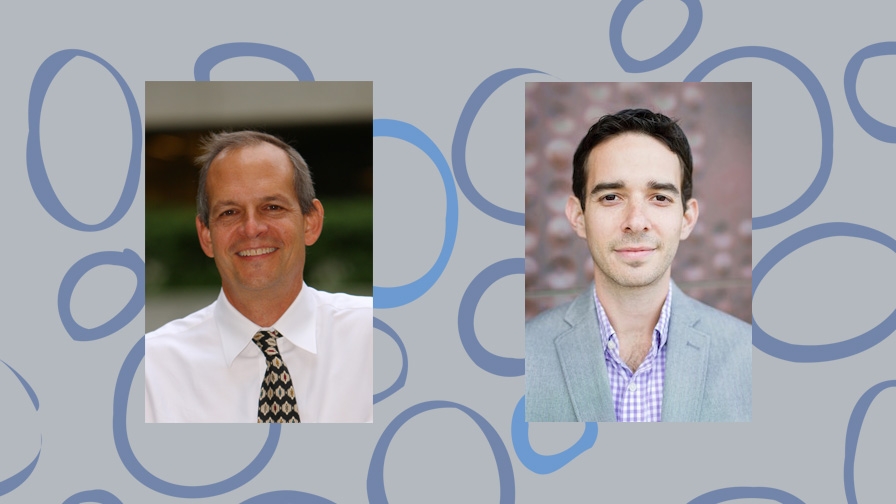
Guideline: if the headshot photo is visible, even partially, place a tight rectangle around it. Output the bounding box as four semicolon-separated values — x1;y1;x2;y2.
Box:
525;82;752;422
143;81;373;423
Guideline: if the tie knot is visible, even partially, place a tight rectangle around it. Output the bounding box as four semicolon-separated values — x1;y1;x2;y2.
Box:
252;330;284;361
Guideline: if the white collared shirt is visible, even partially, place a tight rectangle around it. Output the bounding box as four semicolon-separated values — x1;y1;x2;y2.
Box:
145;283;372;423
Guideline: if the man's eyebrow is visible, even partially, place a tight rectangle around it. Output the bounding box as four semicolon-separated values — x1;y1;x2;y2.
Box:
589;181;625;196
648;181;680;195
211;195;289;211
211;199;238;211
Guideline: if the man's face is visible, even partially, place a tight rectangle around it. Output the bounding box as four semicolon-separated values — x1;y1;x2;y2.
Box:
566;132;698;291
197;142;323;302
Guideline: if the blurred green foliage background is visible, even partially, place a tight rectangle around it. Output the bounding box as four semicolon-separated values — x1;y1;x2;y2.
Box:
145;197;372;296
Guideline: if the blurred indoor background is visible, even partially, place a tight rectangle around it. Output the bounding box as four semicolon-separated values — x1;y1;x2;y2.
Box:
145;81;372;332
525;82;751;323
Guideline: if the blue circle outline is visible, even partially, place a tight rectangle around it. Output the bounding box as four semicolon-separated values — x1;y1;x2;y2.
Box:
844;41;896;143
373;317;408;404
752;222;896;362
240;490;337;504
372;119;458;309
452;68;545;225
844;380;896;504
609;0;703;73
113;336;280;497
685;46;833;229
688;486;806;504
26;49;142;232
62;489;123;504
58;249;145;341
0;361;40;497
366;400;514;504
510;396;596;474
457;258;525;376
194;43;314;81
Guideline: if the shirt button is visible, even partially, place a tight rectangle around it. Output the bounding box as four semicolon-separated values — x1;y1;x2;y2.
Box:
608;340;616;350
628;382;638;392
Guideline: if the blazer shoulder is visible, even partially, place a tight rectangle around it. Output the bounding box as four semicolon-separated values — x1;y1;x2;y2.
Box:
526;300;572;336
681;293;752;347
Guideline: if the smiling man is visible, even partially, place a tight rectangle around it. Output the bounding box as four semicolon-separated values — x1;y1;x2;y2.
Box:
145;131;372;423
525;109;751;422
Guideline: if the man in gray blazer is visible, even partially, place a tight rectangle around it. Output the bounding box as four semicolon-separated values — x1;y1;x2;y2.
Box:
525;109;752;422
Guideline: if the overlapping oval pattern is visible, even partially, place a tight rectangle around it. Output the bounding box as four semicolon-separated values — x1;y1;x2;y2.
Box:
7;1;896;500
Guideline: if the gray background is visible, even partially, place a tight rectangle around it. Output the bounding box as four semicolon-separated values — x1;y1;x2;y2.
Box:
1;1;895;502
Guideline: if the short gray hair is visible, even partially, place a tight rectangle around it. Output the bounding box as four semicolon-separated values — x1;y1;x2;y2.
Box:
195;130;316;226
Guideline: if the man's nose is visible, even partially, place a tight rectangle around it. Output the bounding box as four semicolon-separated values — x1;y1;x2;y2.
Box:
241;211;268;237
623;201;650;233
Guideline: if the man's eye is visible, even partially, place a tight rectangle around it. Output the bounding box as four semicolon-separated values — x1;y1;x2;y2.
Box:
654;195;672;203
265;204;283;211
600;194;618;202
220;209;236;217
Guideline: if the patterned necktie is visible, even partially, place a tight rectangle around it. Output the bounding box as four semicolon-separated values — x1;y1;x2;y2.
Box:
252;330;301;423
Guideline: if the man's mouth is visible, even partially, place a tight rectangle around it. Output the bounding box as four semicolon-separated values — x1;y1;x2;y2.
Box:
237;247;276;257
615;247;655;260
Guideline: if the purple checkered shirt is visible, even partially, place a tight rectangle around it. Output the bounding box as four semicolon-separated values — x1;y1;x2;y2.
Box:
593;284;671;422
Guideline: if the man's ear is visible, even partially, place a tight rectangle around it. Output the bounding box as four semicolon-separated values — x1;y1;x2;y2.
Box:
304;199;324;246
196;215;214;258
565;195;588;239
679;198;699;240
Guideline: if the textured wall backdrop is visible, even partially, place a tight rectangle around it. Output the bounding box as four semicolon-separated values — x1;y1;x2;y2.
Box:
1;1;896;503
524;82;752;323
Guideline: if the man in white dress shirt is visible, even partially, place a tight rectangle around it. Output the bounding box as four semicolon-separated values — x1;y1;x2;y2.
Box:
145;131;373;423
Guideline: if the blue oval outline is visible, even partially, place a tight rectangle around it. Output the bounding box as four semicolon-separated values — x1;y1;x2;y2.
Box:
844;380;896;504
685;46;833;229
510;395;597;474
240;490;337;504
372;119;458;309
0;361;40;497
62;489;123;504
113;336;280;498
687;486;806;504
844;41;896;143
373;317;408;404
194;43;314;81
609;0;703;73
457;258;525;376
452;68;546;225
26;49;142;232
366;400;514;504
752;222;896;362
58;249;145;342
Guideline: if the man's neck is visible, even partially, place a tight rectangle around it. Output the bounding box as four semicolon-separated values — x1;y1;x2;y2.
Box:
594;276;669;343
223;283;303;328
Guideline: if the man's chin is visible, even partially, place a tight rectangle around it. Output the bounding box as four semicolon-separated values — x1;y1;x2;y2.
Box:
597;266;667;289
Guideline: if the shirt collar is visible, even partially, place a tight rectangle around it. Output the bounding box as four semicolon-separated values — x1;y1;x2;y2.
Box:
215;283;319;366
593;282;672;351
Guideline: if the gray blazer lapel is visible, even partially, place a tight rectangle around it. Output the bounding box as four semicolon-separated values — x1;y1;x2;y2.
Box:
553;289;616;422
662;283;710;422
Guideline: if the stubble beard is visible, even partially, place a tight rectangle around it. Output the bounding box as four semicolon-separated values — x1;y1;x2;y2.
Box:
592;236;676;290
